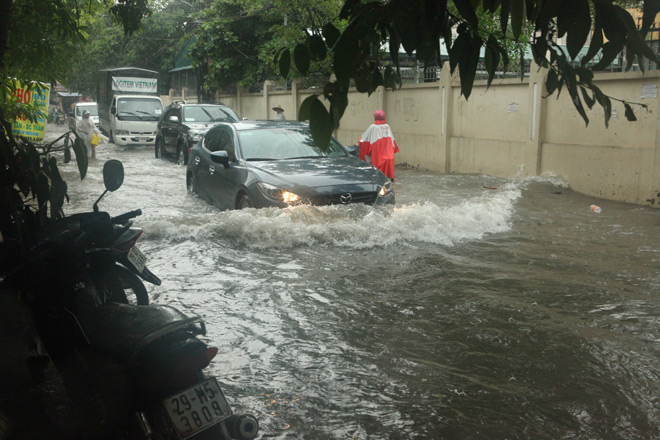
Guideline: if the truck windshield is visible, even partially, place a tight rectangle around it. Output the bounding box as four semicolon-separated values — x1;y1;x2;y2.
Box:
116;98;162;121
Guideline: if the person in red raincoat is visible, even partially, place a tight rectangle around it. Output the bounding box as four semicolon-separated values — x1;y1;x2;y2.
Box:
358;110;399;180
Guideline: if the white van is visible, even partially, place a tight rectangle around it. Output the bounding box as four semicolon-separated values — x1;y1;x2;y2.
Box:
73;102;99;127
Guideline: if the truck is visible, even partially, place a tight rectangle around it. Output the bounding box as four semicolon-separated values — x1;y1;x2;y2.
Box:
97;67;163;146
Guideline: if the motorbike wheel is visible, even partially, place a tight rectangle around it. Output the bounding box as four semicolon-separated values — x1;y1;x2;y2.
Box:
114;265;150;305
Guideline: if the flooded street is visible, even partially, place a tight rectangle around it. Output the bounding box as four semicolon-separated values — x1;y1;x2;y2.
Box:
51;126;660;439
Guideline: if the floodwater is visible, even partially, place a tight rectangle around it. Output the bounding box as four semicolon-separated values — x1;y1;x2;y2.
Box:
50;126;660;439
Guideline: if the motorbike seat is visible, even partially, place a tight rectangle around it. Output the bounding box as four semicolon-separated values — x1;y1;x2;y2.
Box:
86;302;206;362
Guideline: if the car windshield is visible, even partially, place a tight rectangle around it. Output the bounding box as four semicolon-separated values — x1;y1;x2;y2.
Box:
183;106;238;123
238;127;348;161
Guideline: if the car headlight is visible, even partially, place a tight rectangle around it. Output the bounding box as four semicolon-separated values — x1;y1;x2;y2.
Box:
257;182;301;204
114;129;130;135
378;180;393;197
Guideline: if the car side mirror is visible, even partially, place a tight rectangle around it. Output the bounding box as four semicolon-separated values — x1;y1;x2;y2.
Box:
169;115;179;123
111;106;116;115
210;150;230;167
345;145;359;157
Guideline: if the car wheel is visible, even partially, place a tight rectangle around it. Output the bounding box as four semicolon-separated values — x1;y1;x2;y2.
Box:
155;138;162;158
176;144;187;165
187;173;197;195
238;193;252;209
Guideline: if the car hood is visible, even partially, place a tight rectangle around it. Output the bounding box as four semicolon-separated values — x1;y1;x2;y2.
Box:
249;156;387;193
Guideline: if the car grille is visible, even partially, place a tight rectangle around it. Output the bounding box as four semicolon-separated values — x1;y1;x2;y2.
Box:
309;192;378;206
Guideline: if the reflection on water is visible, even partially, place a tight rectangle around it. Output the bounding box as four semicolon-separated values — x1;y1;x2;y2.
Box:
54;128;660;439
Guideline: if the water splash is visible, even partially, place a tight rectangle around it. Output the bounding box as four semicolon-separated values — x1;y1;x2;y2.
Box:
142;182;522;249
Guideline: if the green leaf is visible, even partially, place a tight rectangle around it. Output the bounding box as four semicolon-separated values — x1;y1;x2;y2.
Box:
309;35;327;62
72;138;88;180
624;103;637;121
546;69;559;95
642;1;660;36
340;0;361;20
511;0;525;40
293;44;311;76
458;35;483;99
582;14;603;66
333;34;359;87
483;0;501;13
500;0;511;37
597;0;626;44
575;67;594;83
592;42;623;70
371;68;384;91
388;27;401;67
564;68;589;126
594;88;612;128
449;24;469;74
322;23;341;49
384;66;399;89
328;91;349;129
279;48;291;78
615;7;660;66
355;73;371;93
453;0;479;27
485;36;501;87
393;10;420;55
50;180;68;220
564;0;591;59
581;87;595;109
309;99;333;150
36;172;49;224
298;95;318;122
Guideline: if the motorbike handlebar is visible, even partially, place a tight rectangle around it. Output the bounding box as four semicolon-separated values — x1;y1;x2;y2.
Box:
112;209;142;224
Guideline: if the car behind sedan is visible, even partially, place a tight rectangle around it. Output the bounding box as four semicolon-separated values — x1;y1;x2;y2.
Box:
157;102;239;165
186;121;395;210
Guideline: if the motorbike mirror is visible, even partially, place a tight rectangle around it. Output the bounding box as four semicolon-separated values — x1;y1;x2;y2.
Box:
103;160;124;192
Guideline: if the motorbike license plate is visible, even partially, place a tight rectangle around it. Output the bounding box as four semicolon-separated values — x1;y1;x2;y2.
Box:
127;246;146;273
163;378;232;439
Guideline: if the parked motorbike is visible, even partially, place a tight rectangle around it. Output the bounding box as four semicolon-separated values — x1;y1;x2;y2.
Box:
0;160;259;440
93;188;161;306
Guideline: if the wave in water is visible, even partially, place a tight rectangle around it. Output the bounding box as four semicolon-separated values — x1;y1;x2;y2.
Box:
142;182;522;249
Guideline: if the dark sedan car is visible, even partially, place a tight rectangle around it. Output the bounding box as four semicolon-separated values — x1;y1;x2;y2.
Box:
186;121;395;210
156;101;239;165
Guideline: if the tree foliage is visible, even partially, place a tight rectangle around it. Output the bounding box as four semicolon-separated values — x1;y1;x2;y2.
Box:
191;0;343;91
64;2;191;98
280;0;660;148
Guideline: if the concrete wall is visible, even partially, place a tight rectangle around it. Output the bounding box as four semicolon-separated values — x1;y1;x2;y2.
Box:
218;67;660;207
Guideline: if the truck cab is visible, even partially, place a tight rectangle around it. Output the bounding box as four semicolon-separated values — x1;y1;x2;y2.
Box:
107;95;163;146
